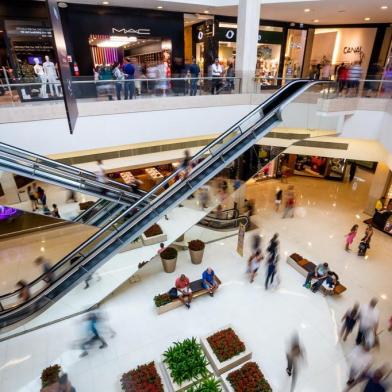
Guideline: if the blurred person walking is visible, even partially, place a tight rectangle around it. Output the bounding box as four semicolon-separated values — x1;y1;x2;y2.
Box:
275;188;283;212
286;333;306;392
358;224;374;257
123;57;135;99
189;58;200;96
211;58;223;94
341;303;360;341
349;161;357;182
356;298;379;347
345;224;359;251
37;186;47;207
27;185;39;211
346;343;373;387
181;150;192;178
247;249;263;283
265;233;279;289
282;185;295;218
348;62;363;97
112;61;124;100
35;256;54;284
51;203;60;218
80;312;108;357
17;280;30;302
251;232;262;255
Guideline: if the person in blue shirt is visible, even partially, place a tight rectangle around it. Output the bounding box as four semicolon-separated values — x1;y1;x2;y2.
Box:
202;267;219;297
189;58;200;96
123;57;135;99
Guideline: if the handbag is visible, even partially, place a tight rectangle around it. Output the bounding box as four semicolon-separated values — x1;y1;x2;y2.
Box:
168;287;178;299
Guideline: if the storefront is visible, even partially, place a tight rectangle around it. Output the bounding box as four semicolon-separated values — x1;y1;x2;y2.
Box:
59;4;184;76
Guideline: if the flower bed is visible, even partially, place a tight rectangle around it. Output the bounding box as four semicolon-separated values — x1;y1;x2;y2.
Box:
162;337;210;391
121;361;164;392
142;224;167;246
225;362;272;392
201;325;252;376
207;328;245;362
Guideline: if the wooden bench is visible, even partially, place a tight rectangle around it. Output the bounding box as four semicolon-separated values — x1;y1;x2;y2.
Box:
287;254;346;296
155;276;221;315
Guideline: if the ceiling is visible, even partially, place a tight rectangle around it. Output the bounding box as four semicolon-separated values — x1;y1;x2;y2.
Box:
61;0;392;25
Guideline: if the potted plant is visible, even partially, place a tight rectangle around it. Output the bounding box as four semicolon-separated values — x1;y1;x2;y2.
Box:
120;361;165;392
142;224;167;246
188;240;205;264
160;247;178;273
162;337;210;390
154;293;173;308
40;364;61;389
187;377;222;392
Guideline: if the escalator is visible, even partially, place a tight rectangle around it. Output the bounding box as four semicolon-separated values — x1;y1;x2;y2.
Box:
199;208;250;231
0;142;147;205
0;79;317;328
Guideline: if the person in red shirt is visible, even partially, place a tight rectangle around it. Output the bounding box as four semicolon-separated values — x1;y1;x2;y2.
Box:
175;274;193;309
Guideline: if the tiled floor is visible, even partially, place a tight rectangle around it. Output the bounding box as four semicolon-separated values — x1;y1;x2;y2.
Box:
0;169;391;392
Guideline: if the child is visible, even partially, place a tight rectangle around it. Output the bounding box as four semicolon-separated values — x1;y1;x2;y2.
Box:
341;303;359;341
345;224;358;251
247;249;263;283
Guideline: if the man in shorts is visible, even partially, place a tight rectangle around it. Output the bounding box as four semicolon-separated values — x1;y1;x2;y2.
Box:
202;267;219;297
175;274;193;309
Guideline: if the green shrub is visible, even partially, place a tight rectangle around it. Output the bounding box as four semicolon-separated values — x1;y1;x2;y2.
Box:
163;337;209;385
144;224;163;237
188;240;205;251
160;246;178;260
188;377;222;392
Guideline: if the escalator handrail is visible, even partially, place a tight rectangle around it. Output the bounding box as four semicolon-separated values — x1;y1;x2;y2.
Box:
72;198;110;223
207;207;239;220
201;214;249;226
0;80;318;308
0;143;145;199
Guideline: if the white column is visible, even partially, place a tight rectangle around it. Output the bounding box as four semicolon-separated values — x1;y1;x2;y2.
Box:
235;0;261;93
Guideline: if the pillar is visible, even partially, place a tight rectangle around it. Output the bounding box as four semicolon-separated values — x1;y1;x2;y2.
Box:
365;162;391;215
0;171;20;205
235;0;261;93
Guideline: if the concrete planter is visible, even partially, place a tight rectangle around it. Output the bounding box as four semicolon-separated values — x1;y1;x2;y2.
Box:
220;362;251;392
142;232;167;246
200;325;252;375
189;249;204;264
160;256;177;273
161;358;213;392
119;238;142;252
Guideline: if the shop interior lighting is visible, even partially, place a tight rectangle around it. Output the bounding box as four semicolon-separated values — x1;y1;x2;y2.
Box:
313;19;319;22
102;1;110;5
381;5;388;9
364;17;371;21
97;36;137;48
157;6;163;9
304;8;310;13
204;10;209;13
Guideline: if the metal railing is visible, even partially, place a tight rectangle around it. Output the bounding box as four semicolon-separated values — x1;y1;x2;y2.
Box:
0;80;315;323
0;76;242;106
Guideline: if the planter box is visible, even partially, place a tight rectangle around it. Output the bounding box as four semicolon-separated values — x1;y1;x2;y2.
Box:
120;238;143;253
200;325;252;376
160;358;213;392
161;256;177;273
142;232;167;246
156;300;182;315
220;362;271;392
220;362;250;392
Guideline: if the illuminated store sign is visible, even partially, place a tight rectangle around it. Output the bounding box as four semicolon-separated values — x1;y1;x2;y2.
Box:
112;28;151;35
343;46;363;54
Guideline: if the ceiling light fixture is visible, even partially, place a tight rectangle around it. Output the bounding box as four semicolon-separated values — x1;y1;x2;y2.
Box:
364;17;371;21
381;5;388;9
97;36;137;48
304;8;310;13
313;19;319;23
57;2;68;8
204;10;209;14
102;1;109;5
157;6;163;9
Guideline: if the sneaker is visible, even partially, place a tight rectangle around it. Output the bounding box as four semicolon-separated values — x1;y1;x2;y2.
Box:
99;343;108;349
185;303;190;309
80;351;88;358
209;292;214;297
286;368;292;376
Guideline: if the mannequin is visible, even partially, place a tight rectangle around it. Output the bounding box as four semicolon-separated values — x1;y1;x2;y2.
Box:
43;55;61;96
33;58;48;98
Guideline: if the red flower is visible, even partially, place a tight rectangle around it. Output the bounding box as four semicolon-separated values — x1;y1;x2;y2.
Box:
207;328;246;362
227;362;272;392
120;362;164;392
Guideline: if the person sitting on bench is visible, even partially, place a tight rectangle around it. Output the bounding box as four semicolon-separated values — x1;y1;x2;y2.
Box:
175;274;193;309
303;262;329;289
313;271;339;293
202;267;219;297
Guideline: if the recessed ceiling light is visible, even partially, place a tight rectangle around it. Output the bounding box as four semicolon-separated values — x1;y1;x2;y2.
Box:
102;1;109;4
157;6;163;9
204;10;209;13
304;8;310;13
57;1;68;8
313;19;319;23
381;5;388;10
364;17;371;21
338;10;346;13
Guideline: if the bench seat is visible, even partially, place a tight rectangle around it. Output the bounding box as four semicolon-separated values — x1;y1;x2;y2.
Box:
155;276;221;315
